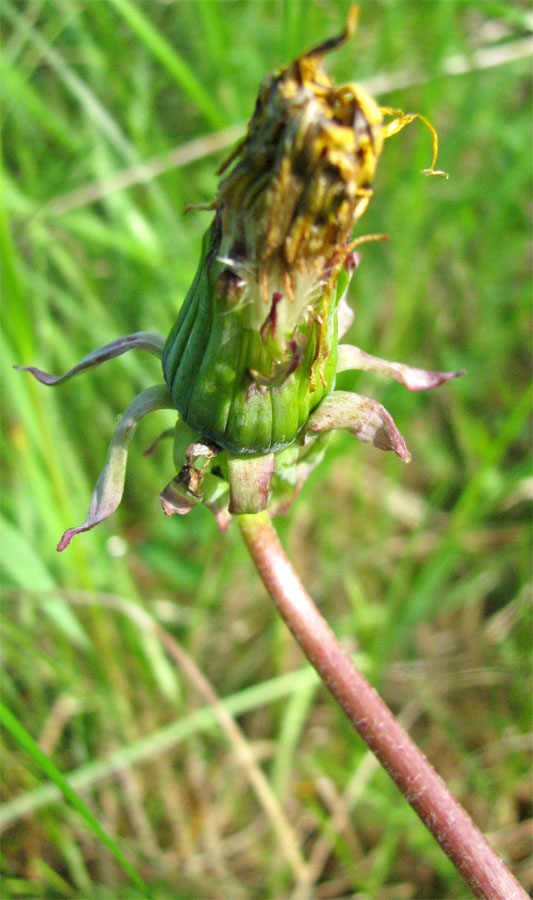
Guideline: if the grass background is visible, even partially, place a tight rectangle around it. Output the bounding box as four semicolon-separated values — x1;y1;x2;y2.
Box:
1;1;531;897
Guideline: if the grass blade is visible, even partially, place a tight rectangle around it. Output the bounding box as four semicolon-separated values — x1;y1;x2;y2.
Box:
0;664;324;828
0;702;152;899
1;520;89;648
107;0;225;129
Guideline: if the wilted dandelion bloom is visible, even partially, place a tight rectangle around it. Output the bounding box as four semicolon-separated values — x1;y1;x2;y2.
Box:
17;9;463;547
163;9;387;456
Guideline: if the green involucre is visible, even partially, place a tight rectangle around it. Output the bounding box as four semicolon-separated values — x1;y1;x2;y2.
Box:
162;226;338;455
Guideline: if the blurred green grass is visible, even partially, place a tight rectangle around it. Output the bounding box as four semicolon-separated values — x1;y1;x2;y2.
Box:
1;1;531;898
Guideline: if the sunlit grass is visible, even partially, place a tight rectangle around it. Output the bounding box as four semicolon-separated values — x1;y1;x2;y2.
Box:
1;1;531;897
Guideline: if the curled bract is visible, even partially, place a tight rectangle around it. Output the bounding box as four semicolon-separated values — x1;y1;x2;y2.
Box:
16;327;462;547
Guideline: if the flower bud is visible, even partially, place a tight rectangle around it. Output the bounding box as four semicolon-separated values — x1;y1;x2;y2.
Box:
16;10;460;547
162;10;384;455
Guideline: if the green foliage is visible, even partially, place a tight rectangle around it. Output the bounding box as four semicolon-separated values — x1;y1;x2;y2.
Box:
0;703;151;898
1;1;531;898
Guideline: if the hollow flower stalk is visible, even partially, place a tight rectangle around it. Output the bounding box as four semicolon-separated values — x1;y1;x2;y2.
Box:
17;11;463;548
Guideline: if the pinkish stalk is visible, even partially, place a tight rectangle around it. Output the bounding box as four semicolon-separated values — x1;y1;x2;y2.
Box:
237;510;527;900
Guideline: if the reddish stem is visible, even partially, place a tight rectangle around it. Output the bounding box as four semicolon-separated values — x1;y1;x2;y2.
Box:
238;511;527;900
